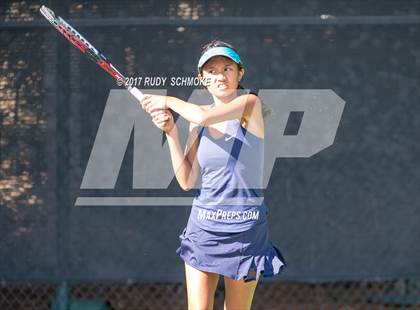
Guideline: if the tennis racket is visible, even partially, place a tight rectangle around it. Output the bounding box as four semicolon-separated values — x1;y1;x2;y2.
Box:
39;5;144;101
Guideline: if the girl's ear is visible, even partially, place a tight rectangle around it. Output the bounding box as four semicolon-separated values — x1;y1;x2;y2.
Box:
197;71;209;89
238;68;245;82
198;71;205;82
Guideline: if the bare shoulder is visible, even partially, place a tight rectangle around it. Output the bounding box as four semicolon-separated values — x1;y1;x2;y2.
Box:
241;94;265;139
243;93;262;108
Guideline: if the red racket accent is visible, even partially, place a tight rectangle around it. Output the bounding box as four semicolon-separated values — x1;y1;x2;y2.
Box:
40;5;143;101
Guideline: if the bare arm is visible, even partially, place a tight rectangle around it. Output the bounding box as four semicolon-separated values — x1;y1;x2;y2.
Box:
165;122;201;191
166;93;261;126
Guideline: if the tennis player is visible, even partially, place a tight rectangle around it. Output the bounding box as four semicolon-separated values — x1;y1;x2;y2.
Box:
139;40;286;310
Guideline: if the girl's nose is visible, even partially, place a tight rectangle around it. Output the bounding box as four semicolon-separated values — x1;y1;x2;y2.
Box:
216;72;227;81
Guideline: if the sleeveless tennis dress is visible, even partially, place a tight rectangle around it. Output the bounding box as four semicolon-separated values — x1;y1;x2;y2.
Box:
176;106;286;282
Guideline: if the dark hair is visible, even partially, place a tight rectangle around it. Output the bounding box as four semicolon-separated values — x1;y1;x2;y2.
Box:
199;39;271;119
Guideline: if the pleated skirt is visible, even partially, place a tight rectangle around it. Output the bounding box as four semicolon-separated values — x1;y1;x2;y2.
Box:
175;217;286;282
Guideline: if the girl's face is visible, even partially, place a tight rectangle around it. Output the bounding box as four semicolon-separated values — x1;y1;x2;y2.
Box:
200;56;244;100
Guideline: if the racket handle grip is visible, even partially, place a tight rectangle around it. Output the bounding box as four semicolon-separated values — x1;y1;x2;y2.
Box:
128;86;144;101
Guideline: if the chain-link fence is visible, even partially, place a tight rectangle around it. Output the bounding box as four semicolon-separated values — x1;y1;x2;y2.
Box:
1;279;420;310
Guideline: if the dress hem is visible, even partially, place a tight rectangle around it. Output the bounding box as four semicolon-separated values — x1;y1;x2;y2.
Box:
176;244;286;282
